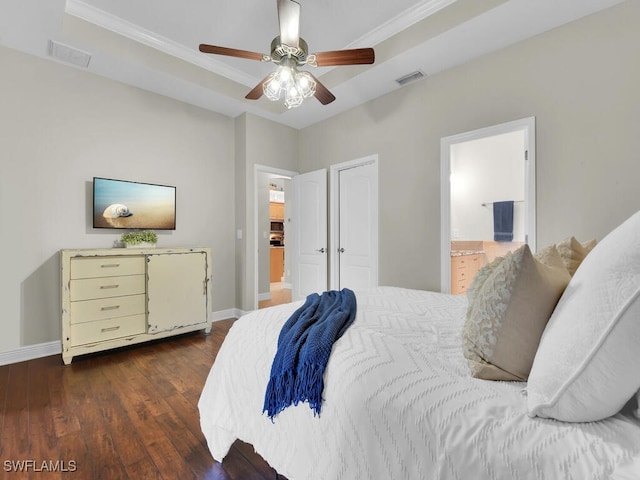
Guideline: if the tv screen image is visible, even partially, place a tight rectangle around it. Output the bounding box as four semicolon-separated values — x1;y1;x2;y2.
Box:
93;177;176;230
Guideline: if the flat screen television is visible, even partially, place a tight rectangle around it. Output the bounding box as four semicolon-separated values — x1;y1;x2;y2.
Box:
93;177;176;230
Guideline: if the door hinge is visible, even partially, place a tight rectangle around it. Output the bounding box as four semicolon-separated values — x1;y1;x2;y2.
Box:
525;150;529;161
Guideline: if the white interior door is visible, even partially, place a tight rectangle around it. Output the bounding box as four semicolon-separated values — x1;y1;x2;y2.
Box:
331;157;378;290
291;169;328;301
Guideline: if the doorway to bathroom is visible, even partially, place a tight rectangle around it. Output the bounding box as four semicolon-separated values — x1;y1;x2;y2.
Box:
440;117;536;294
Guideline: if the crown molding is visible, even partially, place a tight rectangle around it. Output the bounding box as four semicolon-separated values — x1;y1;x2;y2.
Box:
64;0;258;87
347;0;458;48
65;0;456;85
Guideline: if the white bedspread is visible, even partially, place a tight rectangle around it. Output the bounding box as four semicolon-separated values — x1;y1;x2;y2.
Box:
198;287;640;479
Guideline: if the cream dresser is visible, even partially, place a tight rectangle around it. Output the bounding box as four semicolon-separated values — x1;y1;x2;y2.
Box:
61;247;212;364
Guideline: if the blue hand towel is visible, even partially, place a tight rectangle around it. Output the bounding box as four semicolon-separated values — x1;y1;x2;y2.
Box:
263;288;357;420
493;200;514;242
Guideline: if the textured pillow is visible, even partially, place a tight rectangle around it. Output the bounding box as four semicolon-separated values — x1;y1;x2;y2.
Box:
582;238;597;253
555;236;597;275
527;210;640;422
463;244;571;381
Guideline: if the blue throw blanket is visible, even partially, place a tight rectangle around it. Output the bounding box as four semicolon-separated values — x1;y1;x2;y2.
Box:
263;288;357;420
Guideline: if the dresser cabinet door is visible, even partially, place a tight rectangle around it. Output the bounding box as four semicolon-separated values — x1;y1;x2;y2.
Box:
146;252;209;333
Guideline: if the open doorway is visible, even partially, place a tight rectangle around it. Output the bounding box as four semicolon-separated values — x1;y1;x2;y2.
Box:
255;166;295;309
440;117;536;294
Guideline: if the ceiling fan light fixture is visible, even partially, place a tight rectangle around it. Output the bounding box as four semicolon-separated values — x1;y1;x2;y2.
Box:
263;64;316;109
285;86;304;109
295;71;316;98
199;0;372;108
264;66;291;101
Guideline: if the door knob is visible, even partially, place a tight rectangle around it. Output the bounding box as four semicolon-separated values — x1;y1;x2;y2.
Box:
338;247;345;253
316;248;326;253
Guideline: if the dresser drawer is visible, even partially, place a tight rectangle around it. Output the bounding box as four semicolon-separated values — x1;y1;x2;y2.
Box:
70;314;146;347
70;275;146;301
70;256;145;279
452;257;470;270
70;294;146;324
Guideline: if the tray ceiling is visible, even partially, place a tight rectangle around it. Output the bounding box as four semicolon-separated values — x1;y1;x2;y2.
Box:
0;0;625;128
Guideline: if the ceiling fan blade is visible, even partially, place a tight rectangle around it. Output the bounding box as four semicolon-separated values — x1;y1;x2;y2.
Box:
314;48;375;66
199;44;265;61
278;0;300;48
309;74;336;105
245;74;273;100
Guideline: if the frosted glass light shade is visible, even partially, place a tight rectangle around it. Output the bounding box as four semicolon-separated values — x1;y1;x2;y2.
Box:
263;65;316;109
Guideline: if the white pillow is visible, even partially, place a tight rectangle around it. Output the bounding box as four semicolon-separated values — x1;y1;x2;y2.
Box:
527;210;640;422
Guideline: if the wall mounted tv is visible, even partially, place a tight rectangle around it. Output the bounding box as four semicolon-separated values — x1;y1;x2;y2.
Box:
93;177;176;230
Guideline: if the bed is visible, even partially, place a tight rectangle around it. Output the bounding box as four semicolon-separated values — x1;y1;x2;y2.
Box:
198;286;640;479
199;210;640;479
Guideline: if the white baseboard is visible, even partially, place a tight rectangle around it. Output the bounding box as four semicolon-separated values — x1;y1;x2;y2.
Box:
0;308;246;366
210;308;245;321
0;340;62;366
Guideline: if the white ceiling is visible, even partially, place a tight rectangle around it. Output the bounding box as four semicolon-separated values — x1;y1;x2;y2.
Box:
0;0;625;129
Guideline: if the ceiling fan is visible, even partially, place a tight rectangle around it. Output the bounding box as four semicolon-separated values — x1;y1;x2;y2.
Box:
198;0;375;109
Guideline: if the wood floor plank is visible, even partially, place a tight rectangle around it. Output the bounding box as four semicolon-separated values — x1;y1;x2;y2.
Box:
124;456;165;480
154;409;218;479
219;441;275;480
28;358;63;480
100;362;198;479
65;359;129;479
0;319;288;479
57;431;87;478
0;363;9;435
85;365;147;467
3;362;30;480
48;364;82;438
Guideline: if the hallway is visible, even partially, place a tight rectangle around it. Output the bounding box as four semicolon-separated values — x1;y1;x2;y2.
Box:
258;282;292;309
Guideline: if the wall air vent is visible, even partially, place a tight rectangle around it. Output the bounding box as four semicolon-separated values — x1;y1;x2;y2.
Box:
395;70;425;86
48;40;91;68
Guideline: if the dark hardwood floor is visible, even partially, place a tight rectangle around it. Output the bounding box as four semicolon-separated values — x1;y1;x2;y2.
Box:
0;319;284;480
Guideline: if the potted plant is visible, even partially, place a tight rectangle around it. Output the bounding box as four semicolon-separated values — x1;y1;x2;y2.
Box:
120;230;158;248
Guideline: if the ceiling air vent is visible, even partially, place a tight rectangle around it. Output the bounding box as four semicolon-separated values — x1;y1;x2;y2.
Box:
48;40;92;68
395;70;425;86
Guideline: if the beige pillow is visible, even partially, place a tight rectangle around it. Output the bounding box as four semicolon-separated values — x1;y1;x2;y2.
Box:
555;237;597;275
582;238;597;253
463;245;571;381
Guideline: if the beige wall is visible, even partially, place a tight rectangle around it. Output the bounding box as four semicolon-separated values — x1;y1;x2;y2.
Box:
3;1;640;357
0;45;236;354
234;114;298;311
298;0;640;291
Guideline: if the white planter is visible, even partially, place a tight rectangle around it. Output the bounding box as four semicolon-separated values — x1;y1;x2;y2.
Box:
124;242;156;248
